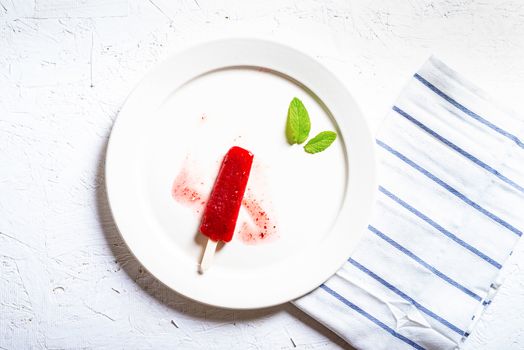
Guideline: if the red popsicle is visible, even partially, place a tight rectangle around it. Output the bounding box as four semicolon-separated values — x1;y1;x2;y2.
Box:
199;146;254;272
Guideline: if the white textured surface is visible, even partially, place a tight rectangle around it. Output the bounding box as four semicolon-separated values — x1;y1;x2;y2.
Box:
1;1;524;349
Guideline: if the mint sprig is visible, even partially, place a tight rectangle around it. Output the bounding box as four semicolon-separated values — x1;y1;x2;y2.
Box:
304;131;337;154
285;97;311;144
284;97;337;154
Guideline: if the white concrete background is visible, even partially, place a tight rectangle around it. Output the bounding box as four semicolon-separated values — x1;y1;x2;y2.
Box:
1;0;524;349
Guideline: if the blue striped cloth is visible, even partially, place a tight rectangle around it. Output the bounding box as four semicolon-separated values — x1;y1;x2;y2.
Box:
294;57;524;350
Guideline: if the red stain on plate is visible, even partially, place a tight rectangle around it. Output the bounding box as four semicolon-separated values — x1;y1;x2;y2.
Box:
171;158;277;244
238;194;277;244
171;169;206;213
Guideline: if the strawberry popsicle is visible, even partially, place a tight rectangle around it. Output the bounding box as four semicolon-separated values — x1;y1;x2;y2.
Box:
199;146;254;272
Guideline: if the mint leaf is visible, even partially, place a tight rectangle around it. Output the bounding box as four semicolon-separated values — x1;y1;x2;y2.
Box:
286;97;311;144
304;131;337;154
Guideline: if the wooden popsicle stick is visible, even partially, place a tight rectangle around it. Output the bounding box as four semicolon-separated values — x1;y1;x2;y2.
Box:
199;238;218;274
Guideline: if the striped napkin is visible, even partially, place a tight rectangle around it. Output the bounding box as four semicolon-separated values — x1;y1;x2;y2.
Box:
295;57;524;350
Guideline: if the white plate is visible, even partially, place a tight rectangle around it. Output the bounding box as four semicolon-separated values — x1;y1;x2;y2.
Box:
106;39;376;309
